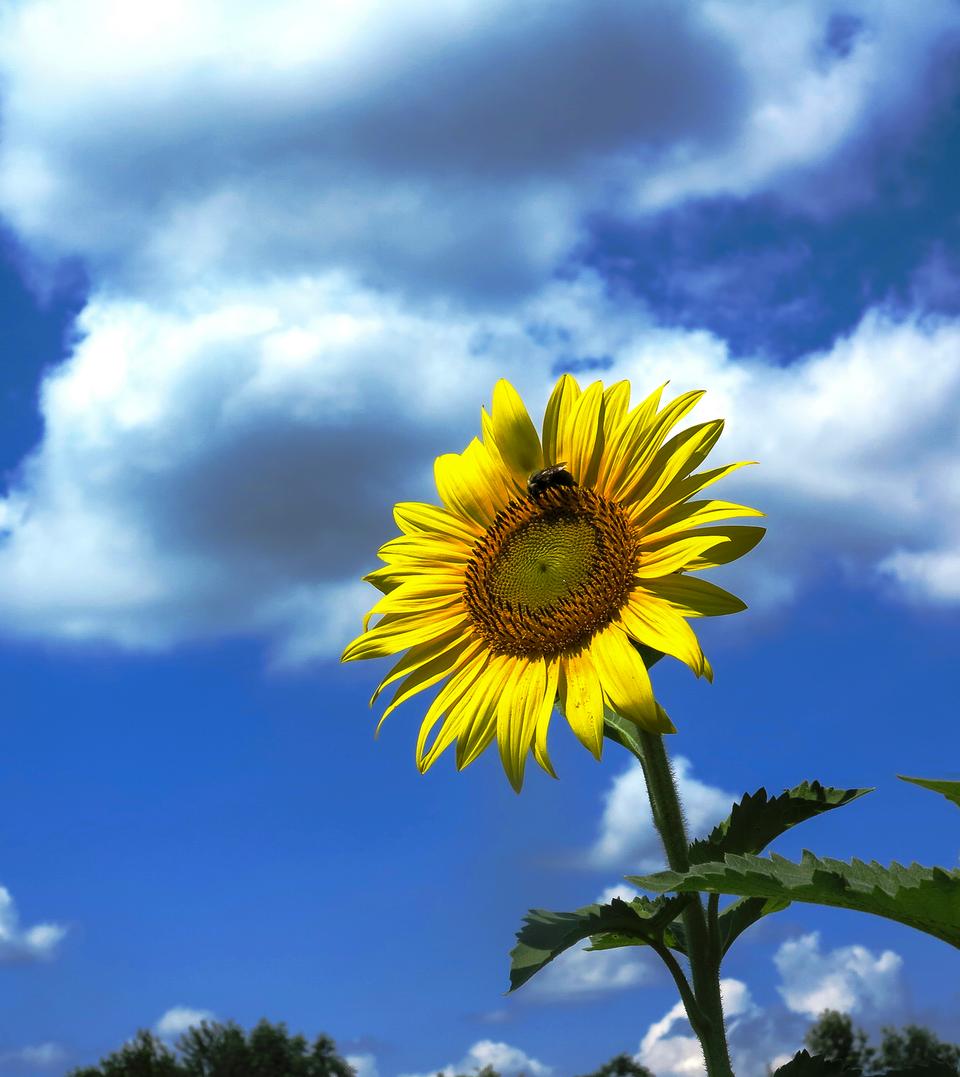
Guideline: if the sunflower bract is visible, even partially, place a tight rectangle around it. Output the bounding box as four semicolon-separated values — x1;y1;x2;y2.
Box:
342;375;764;791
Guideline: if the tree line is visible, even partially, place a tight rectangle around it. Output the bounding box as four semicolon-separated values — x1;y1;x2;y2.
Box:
66;1011;960;1077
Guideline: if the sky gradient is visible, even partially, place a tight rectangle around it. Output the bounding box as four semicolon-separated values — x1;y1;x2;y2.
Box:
1;2;959;1075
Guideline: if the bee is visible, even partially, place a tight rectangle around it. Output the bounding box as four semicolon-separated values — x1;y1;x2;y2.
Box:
527;463;576;499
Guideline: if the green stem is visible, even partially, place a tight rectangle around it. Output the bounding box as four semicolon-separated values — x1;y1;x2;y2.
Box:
648;938;702;1026
634;729;734;1077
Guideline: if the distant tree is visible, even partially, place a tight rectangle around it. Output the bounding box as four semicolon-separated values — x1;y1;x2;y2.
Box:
805;1010;875;1069
875;1024;960;1073
68;1019;355;1077
69;1031;182;1077
804;1010;960;1074
575;1052;654;1077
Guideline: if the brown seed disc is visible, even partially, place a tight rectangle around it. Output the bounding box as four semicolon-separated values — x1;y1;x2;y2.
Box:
463;486;638;659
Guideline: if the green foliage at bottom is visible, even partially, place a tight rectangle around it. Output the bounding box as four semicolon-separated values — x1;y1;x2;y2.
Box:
799;1010;960;1076
574;1053;654;1077
771;1051;854;1076
68;1019;355;1077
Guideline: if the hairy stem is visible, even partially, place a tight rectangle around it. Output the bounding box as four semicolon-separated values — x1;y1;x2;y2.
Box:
633;729;734;1077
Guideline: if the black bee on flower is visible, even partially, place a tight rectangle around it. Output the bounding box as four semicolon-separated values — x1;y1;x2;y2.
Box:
527;463;576;499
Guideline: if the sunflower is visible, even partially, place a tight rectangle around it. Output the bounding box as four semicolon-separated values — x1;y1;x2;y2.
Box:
342;376;763;790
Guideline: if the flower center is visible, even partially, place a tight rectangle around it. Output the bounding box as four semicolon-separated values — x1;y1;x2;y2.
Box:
463;486;638;658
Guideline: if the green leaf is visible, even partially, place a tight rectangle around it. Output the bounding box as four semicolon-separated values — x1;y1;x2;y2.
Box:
881;1067;959;1077
690;781;872;864
771;1050;859;1075
630;852;960;949
899;775;960;810
632;641;665;670
603;708;671;759
509;895;684;992
603;711;648;759
586;895;690;956
714;895;791;956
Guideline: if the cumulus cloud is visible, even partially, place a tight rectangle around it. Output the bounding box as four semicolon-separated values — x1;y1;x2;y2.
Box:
632;936;907;1076
154;1006;216;1039
0;275;538;657
637;1;960;213
0;0;743;300
2;277;960;659
0;1042;67;1071
637;979;756;1077
0;4;959;660
587;756;734;870
400;1040;551;1077
774;931;904;1018
520;884;657;1000
526;942;654;999
346;1053;379;1077
0;0;955;302
0;885;66;963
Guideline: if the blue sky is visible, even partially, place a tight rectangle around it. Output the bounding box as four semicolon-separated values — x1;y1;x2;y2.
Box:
1;2;959;1075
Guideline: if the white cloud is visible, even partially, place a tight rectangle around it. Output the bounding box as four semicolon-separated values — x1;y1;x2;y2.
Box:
0;0;955;302
0;276;516;657
632;937;907;1077
154;1006;216;1039
523;885;657;1001
528;940;655;1000
637;1000;704;1077
347;1053;379;1077
775;931;904;1018
0;4;956;659
587;756;734;870
1;279;960;659
638;1;960;214
637;980;754;1077
0;886;66;964
400;1040;551;1077
0;0;741;300
0;1042;67;1070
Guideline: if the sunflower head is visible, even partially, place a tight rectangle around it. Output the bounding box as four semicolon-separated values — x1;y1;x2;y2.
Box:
342;375;764;791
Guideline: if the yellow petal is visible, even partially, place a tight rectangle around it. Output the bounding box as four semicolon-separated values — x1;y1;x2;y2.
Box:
606;390;705;504
497;659;548;792
341;611;471;662
621;419;725;512
645;460;756;518
532;658;560;779
595;383;666;494
363;585;463;631
589;624;668;731
657;525;766;570
602;380;631;441
363;565;404;594
619;593;707;677
541;373;581;465
455;655;514;771
369;630;473;705
377;638;484;733
434;438;510;531
393;501;479;544
558;649;604;759
415;653;488;771
633;534;730;578
642;498;765;539
556;381;605;484
640;575;747;617
377;534;472;565
489;379;544;487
